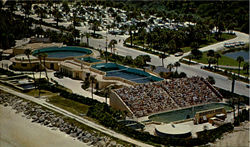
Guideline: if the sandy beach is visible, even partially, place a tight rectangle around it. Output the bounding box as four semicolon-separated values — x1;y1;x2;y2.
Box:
0;105;89;147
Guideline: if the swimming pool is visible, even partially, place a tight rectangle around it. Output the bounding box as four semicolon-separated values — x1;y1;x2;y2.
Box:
149;103;233;123
92;63;163;83
33;46;92;58
78;57;101;63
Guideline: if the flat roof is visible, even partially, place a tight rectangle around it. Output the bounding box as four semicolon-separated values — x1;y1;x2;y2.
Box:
155;124;191;135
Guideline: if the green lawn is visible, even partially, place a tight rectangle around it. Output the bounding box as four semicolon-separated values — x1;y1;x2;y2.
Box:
48;95;89;115
26;89;56;97
220;68;249;77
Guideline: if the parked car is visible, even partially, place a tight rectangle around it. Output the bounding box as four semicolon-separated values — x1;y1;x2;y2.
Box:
54;71;63;79
175;52;184;57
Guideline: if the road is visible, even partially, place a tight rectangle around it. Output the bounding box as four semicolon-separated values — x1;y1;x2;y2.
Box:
13;10;249;96
0;85;153;147
86;30;249;97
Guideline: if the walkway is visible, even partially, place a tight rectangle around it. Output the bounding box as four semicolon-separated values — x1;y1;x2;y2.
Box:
47;72;108;104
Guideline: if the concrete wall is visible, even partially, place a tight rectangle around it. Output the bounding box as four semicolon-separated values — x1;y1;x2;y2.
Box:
110;90;133;117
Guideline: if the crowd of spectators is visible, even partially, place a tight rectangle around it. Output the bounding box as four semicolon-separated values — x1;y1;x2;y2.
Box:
115;82;178;117
160;77;220;108
114;76;221;117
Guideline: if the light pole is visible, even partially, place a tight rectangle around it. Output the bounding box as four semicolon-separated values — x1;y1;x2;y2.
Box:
105;29;108;63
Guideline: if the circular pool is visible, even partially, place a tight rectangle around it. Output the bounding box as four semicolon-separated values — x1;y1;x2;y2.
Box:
32;46;92;59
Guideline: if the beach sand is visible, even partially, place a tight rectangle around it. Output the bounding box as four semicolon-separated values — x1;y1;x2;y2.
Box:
0;105;88;147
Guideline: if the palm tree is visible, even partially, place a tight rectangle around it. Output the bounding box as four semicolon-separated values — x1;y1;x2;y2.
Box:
53;7;62;27
23;2;32;26
92;19;101;35
243;62;249;75
41;53;49;81
207;50;215;57
24;49;36;88
236;56;244;76
84;32;90;46
33;5;45;27
37;53;43;97
207;57;216;69
167;63;174;72
214;53;221;70
188;55;193;65
159;53;167;67
90;76;96;99
174;62;181;72
129;25;136;46
108;39;117;53
229;73;236;93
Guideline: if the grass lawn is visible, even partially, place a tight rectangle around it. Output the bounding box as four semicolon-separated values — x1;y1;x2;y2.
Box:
48;95;89;115
220;68;249;77
26;89;56;97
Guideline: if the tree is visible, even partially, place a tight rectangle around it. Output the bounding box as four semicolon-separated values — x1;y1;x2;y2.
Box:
207;57;216;69
134;56;145;68
214;53;221;70
24;49;36;89
190;42;200;50
33;5;46;27
122;56;133;65
141;55;151;63
129;25;136;46
83;32;90;46
229;74;236;93
207;50;215;57
23;1;32;26
167;63;174;72
90;76;97;99
236;56;244;76
159;53;167;67
191;49;202;59
41;53;49;81
37;53;43;97
108;39;117;53
206;76;215;85
174;62;181;72
53;7;62;27
62;1;70;14
243;62;249;75
91;19;101;35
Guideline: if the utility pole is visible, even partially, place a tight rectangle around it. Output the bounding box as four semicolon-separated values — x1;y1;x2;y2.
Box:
105;30;108;63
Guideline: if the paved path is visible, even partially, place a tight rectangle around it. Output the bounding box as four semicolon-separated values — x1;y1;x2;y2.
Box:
0;85;153;147
47;72;108;104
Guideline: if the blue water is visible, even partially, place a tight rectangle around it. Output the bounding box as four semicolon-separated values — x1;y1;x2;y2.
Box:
78;57;101;63
46;51;86;58
224;50;249;62
106;70;152;83
33;46;92;58
19;84;35;89
149;103;232;123
92;63;163;83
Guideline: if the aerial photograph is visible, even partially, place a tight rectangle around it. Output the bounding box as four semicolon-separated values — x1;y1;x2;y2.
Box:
0;0;249;146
